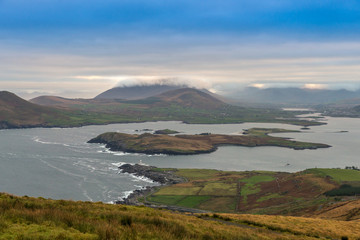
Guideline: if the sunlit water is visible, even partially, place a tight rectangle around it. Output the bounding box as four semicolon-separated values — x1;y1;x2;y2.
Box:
0;116;359;202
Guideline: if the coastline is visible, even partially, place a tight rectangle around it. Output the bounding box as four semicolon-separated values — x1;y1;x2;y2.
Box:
115;164;208;213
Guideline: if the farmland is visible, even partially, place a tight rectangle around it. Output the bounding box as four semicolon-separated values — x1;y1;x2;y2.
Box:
146;168;360;216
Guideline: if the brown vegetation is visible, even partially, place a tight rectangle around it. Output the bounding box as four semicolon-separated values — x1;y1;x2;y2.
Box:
88;128;331;155
1;192;349;240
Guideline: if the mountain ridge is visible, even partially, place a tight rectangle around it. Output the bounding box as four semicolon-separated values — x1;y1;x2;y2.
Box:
230;87;360;105
95;84;185;100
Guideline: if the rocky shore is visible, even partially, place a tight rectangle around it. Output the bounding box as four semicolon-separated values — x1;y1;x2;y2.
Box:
118;164;184;184
114;164;209;213
116;164;182;203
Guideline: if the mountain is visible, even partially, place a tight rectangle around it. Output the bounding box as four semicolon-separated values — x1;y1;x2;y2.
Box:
30;95;118;110
148;88;226;110
95;84;185;100
230;87;360;105
0;91;65;128
31;88;227;111
353;105;360;112
29;88;317;125
30;96;92;108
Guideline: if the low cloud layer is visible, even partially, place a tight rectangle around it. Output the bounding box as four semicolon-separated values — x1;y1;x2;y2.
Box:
114;76;212;89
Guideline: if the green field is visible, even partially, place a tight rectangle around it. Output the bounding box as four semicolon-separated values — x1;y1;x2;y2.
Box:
146;168;360;214
304;168;360;182
240;175;275;203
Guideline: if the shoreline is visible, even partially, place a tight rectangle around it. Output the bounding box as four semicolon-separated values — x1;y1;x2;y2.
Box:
115;164;209;213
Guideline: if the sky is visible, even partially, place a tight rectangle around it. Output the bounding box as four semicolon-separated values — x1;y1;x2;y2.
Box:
1;0;360;98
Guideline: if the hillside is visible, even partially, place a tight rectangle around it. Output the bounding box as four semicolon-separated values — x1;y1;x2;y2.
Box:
150;88;226;110
30;96;92;109
27;88;325;126
3;89;324;129
0;193;359;240
32;88;226;110
0;91;67;128
142;168;360;221
0;91;151;129
95;84;184;100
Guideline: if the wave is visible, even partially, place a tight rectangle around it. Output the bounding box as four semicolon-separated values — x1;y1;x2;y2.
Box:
32;137;70;147
129;174;155;184
111;162;131;168
97;146;166;157
121;190;135;200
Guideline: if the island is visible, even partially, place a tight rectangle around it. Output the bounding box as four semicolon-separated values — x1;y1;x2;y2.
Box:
88;128;331;155
154;129;180;134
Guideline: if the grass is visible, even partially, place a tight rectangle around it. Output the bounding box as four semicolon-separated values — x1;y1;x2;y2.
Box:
240;175;275;184
199;182;237;196
174;169;220;180
218;213;360;240
147;195;186;205
89;128;330;155
199;197;237;212
176;196;212;208
147;195;211;208
243;128;300;136
240;175;275;203
154;129;180;134
154;186;202;196
304;168;360;182
257;193;282;202
1;193;344;240
325;184;360;196
146;168;360;216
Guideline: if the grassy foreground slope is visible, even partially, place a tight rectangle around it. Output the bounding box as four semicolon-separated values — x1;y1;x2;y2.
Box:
0;193;359;240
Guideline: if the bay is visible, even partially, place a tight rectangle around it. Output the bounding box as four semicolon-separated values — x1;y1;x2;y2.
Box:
0;116;358;202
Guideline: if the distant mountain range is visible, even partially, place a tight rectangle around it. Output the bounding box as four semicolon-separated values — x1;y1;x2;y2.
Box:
36;84;360;107
30;88;226;111
0;87;325;129
229;87;360;105
94;84;227;102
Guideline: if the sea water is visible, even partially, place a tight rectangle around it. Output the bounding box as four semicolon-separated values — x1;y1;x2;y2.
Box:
0;116;359;202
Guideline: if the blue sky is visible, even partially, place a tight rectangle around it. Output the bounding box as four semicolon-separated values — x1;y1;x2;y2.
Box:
1;0;360;98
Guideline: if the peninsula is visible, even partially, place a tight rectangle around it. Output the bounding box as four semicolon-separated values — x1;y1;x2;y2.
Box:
88;128;331;155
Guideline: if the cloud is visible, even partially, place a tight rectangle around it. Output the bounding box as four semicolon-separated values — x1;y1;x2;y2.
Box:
302;83;328;90
75;75;212;89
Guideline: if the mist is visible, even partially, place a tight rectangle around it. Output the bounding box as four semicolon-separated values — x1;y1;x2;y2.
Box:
114;76;212;90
